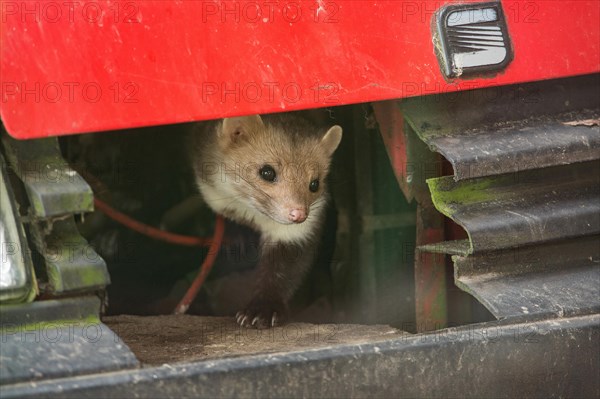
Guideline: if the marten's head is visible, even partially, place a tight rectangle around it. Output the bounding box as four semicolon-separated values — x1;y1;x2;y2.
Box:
209;114;342;226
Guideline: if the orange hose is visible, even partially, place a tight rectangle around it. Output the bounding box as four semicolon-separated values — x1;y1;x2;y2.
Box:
93;198;211;247
174;214;225;315
92;197;225;315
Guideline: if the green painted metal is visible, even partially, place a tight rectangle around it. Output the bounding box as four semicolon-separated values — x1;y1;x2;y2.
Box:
330;105;417;328
370;125;418;328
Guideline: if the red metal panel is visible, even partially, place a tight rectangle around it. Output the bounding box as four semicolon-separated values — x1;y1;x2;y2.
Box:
1;0;599;138
414;207;447;332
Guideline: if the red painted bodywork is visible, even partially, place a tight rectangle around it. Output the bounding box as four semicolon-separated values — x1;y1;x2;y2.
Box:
1;0;599;139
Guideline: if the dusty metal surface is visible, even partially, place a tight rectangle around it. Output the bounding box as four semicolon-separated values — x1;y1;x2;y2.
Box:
403;75;600;319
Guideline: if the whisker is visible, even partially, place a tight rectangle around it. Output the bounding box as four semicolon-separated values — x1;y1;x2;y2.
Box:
212;193;246;202
239;174;274;202
310;197;327;208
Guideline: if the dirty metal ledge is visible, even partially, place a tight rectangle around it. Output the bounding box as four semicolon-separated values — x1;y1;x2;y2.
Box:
2;314;599;399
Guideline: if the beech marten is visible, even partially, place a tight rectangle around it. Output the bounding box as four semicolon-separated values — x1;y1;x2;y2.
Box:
189;113;342;328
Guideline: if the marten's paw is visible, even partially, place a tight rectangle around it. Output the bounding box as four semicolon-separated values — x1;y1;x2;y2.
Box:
235;298;288;329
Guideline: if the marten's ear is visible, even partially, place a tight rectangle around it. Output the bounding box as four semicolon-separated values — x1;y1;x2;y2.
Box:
220;115;265;144
321;125;343;157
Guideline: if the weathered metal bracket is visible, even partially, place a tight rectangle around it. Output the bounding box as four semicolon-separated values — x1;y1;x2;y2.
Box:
0;129;109;294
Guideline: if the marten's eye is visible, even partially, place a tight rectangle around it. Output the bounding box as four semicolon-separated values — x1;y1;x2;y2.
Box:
259;165;277;182
309;179;320;193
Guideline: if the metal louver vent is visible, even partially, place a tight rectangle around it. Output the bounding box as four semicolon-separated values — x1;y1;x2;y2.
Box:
402;74;600;319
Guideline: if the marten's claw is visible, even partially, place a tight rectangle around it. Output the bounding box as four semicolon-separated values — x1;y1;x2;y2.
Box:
236;299;287;329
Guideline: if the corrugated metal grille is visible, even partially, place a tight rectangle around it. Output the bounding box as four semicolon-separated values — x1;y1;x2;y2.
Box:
402;74;600;319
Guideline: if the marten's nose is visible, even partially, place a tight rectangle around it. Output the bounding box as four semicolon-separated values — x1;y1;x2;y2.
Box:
289;208;307;223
